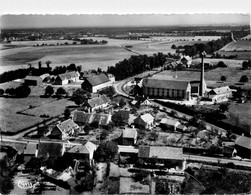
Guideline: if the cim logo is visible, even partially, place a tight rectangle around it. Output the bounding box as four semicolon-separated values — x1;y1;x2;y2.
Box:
17;179;34;189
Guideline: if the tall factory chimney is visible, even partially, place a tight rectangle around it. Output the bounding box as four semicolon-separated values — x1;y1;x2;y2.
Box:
199;51;206;97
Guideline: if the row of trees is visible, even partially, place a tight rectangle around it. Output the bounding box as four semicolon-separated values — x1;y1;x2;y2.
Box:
107;53;167;80
44;86;68;97
175;36;232;57
3;85;31;97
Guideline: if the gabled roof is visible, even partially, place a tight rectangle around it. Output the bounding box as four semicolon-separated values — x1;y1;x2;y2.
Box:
67;141;96;154
24;75;42;81
85;74;110;86
181;55;192;61
139;113;154;123
160;118;180;126
23;143;37;155
138;146;183;160
87;95;110;108
209;86;232;95
122;128;137;139
73;111;111;126
38;142;64;157
235;136;251;150
57;71;79;81
143;76;190;90
177;124;187;130
56;119;79;134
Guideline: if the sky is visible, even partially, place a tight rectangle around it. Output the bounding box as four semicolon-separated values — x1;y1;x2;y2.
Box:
0;0;250;28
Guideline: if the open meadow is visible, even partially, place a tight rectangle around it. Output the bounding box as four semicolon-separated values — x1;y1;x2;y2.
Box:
0;82;76;134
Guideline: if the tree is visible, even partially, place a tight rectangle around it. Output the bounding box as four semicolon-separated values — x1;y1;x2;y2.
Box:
44;85;54;96
98;86;116;98
71;88;89;106
38;61;42;69
242;61;249;70
119;98;126;107
171;44;177;49
149;131;158;141
45;60;51;68
15;85;31;97
67;63;77;71
100;130;109;140
0;157;14;194
112;110;129;126
64;108;71;119
239;75;248;84
76;65;82;73
94;141;118;162
5;88;15;96
219;103;229;112
84;124;92;135
56;87;67;97
217;61;227;68
0;88;4;96
220;75;227;82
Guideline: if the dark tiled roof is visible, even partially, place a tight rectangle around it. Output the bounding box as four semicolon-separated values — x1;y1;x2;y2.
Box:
143;76;189;90
86;74;110;86
73;111;111;125
67;145;89;154
235;136;251;150
57;71;79;81
57;119;79;134
138;146;183;160
38;142;63;157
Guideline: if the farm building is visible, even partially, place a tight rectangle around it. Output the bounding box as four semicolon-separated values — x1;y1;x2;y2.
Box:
54;71;80;85
142;75;207;100
138;146;183;163
73;111;112;126
122;127;138;146
23;143;38;163
235;136;251;159
37;142;65;158
207;86;233;103
134;113;154;129
180;55;192;67
160;118;181;131
50;119;80;140
66;141;97;163
24;75;43;86
130;98;151;108
81;95;110;113
81;73;113;93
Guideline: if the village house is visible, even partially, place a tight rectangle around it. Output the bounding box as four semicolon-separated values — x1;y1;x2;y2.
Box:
160;118;181;131
207;86;233;103
180;55;192;67
54;71;80;85
73;111;112;127
235;135;251;159
24;75;43;86
130;98;151;108
134;113;154;129
138;146;184;167
81;73;114;93
50;119;80;140
81;95;110;113
66;141;97;164
37;142;65;158
122;127;138;146
23;143;38;163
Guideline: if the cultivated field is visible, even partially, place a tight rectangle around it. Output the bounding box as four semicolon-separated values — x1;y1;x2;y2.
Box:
192;58;245;68
0;36;221;74
220;41;251;51
158;67;251;85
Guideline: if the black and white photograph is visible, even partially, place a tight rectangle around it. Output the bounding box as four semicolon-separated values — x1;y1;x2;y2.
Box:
0;0;251;194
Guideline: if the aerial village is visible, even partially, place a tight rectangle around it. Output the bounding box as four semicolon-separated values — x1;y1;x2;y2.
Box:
1;49;251;194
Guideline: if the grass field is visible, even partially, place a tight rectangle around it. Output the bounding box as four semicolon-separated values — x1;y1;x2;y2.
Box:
220;41;251;51
0;82;77;133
